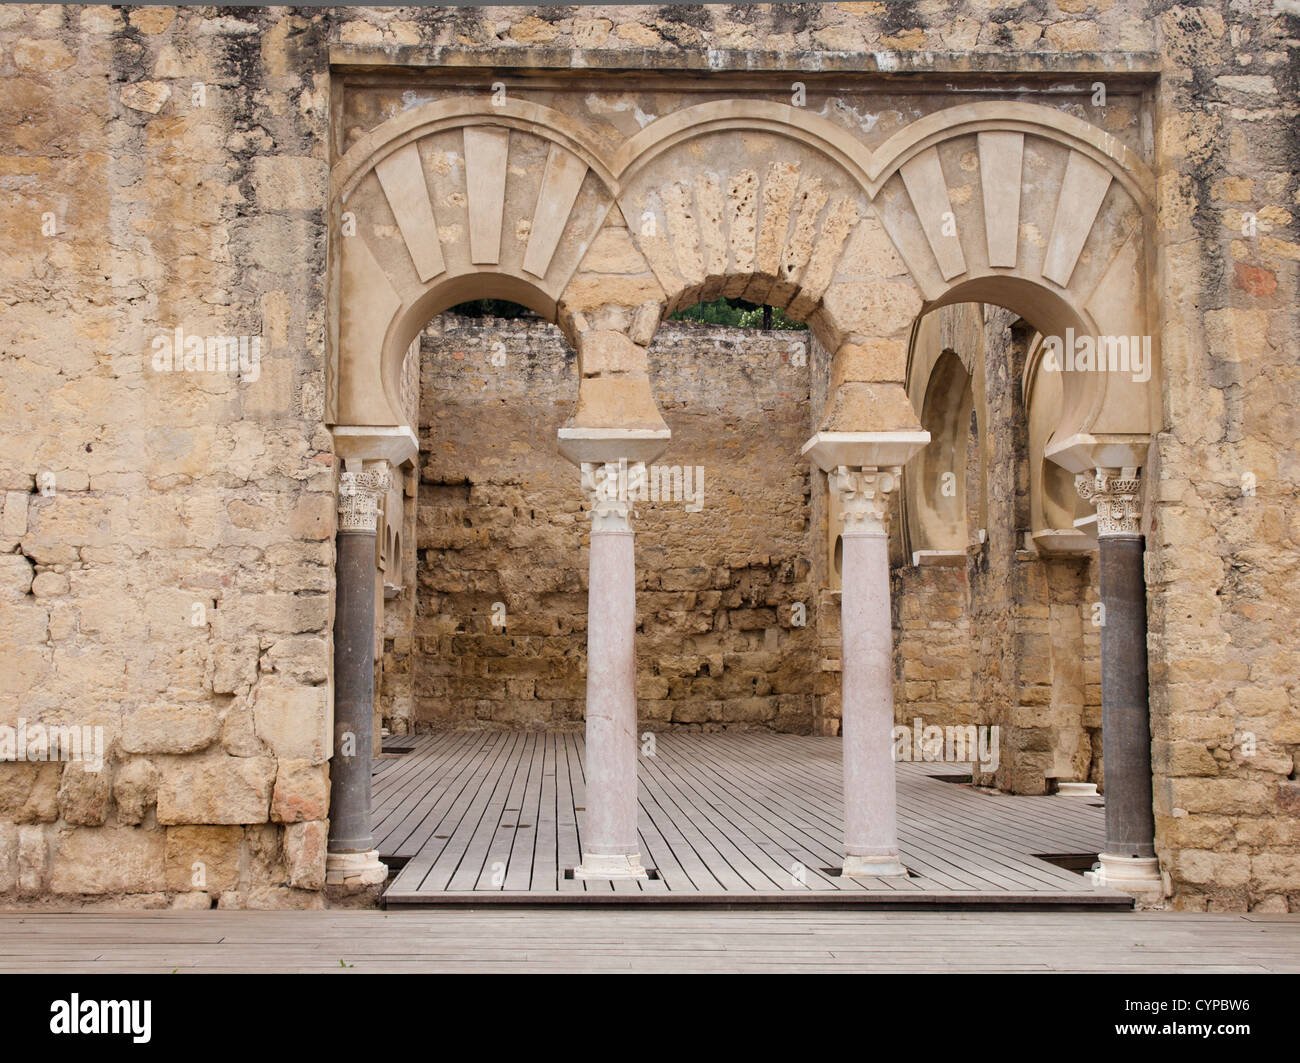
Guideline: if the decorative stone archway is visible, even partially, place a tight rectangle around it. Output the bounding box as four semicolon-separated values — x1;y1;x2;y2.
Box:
326;82;1160;891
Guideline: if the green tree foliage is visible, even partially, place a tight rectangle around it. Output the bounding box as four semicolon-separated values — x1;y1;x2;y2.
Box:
447;299;539;318
446;297;804;331
667;297;804;330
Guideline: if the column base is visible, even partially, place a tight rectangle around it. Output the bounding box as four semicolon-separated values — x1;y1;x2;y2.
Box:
1056;782;1100;797
325;849;388;887
574;852;648;880
842;854;909;878
1084;853;1163;900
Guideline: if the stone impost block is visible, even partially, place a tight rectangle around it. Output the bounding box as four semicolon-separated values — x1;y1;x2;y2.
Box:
578;330;650;378
830;338;909;389
813;382;926;438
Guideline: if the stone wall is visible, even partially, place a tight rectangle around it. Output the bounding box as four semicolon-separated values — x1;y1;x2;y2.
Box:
0;2;1294;911
407;315;817;732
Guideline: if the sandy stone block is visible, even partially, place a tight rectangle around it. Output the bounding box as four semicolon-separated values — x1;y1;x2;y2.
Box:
253;680;330;762
13;38;75;73
121;705;220;756
284;821;327;890
287;492;335;541
1173;849;1250;887
48;826;165;895
1043;21;1100;50
119;80;171;114
573;17;611;47
0;763;61;823
56;763;113;826
569;376;667;432
266;636;330;684
156;752;276;825
113;758;158;825
821;281;923;340
250;156;328;211
165;825;242;892
1250;855;1300;892
0;553;33;599
17;825;46;895
580;228;648;275
2;492;27;539
615;22;661;46
578;331;648;378
129;6;175;33
509;15;558;43
271;759;329;823
30;571;68;598
830;338;908;387
0;822;14;892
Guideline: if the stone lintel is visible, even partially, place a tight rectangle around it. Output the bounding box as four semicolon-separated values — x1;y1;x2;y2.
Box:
332;425;419;469
1032;527;1097;556
558;426;671;466
329;46;1163;81
802;430;930;473
1044;432;1149;475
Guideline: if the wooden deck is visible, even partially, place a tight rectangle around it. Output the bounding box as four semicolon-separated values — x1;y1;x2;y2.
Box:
4;911;1298;973
375;732;1129;907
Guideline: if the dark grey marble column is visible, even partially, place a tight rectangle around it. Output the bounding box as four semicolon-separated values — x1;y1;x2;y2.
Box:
1077;468;1161;898
326;462;390;887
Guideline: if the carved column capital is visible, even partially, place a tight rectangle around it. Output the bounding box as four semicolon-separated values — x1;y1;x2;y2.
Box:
830;465;901;535
581;460;646;532
337;461;391;534
1076;466;1143;537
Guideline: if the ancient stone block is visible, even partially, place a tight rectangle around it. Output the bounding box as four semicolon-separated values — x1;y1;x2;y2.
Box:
155;753;276;826
271;759;329;823
164;825;242;893
48;826;165;895
121;705;220;756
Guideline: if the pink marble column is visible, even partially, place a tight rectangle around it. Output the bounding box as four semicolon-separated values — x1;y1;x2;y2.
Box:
833;466;908;878
575;461;646;879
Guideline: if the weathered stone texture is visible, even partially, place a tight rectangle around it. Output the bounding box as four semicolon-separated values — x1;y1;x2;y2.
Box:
0;2;1294;912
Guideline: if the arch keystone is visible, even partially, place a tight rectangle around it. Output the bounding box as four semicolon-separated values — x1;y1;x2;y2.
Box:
464;126;509;264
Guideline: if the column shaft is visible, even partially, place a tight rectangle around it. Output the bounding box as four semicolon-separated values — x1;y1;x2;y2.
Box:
1098;535;1155;859
580;526;642;870
329;525;377;854
841;526;906;876
326;462;390;888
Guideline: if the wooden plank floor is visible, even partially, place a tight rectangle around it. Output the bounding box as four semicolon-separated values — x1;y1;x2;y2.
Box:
2;911;1297;973
376;732;1130;907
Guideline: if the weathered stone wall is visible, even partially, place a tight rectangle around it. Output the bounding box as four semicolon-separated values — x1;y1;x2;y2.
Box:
409;315;816;732
1145;4;1300;912
0;5;335;908
0;2;1294;911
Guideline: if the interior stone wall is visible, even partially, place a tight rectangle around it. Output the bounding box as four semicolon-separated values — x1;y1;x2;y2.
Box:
408;315;816;732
